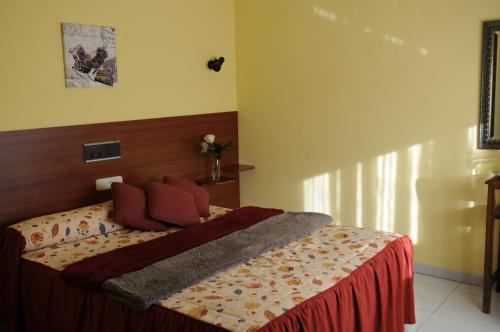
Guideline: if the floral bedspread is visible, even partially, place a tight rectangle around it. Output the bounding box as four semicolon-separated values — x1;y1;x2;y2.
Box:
23;208;401;332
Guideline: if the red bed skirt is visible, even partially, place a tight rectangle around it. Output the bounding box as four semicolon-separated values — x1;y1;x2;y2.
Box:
260;236;415;332
18;260;228;332
2;232;414;332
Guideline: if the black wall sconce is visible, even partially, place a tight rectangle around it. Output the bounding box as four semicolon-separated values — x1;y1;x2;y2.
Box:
207;57;225;72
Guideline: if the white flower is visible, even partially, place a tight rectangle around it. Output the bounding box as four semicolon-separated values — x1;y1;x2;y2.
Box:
204;134;215;144
201;141;209;153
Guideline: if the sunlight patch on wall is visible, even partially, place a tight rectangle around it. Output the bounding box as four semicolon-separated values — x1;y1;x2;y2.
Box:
408;144;421;244
419;48;428;55
311;6;429;57
467;125;497;176
468;126;480;175
376;152;398;232
303;173;331;216
356;162;363;228
313;6;337;22
468;125;477;151
383;34;404;46
381;33;429;55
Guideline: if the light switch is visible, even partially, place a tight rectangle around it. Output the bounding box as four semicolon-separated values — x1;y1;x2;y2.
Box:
84;141;121;163
96;176;123;191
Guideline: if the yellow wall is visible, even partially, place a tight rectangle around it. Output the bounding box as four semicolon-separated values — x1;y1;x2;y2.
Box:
3;0;500;277
236;0;500;277
0;0;236;131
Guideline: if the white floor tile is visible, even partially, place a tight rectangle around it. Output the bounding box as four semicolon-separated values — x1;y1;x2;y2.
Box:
407;274;500;331
404;308;432;332
414;273;459;291
434;291;500;328
456;283;500;303
414;282;454;312
418;313;499;332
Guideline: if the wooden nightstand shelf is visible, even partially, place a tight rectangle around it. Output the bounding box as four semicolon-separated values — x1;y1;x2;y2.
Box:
221;164;255;173
196;176;236;187
196;164;254;209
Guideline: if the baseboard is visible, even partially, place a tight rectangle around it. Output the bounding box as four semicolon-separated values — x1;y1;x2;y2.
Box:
414;263;483;286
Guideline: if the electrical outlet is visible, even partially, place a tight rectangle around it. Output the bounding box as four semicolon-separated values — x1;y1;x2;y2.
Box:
96;176;123;191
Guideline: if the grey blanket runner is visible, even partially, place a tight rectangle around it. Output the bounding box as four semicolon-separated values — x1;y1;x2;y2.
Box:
102;212;332;310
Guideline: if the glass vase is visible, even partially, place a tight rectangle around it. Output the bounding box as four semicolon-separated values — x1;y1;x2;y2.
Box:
212;158;221;182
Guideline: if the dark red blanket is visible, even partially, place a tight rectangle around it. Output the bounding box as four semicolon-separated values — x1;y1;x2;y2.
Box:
61;206;283;289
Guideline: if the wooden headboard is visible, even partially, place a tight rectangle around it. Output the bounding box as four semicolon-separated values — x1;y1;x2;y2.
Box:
0;112;238;227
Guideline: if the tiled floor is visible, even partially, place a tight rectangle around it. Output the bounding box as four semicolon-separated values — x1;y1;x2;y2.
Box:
405;273;500;331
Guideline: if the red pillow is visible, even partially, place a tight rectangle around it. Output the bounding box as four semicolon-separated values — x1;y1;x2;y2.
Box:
111;183;167;232
163;176;210;217
146;182;200;227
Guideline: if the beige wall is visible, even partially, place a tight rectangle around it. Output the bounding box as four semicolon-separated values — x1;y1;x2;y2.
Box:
0;0;237;131
236;0;500;277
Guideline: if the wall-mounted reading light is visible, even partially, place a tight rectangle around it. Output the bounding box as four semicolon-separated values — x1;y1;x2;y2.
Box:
207;57;225;72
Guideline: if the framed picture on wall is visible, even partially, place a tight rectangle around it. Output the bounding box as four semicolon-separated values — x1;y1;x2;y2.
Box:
62;23;118;88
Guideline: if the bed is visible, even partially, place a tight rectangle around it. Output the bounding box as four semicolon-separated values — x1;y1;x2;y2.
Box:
0;201;414;332
0;113;415;332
